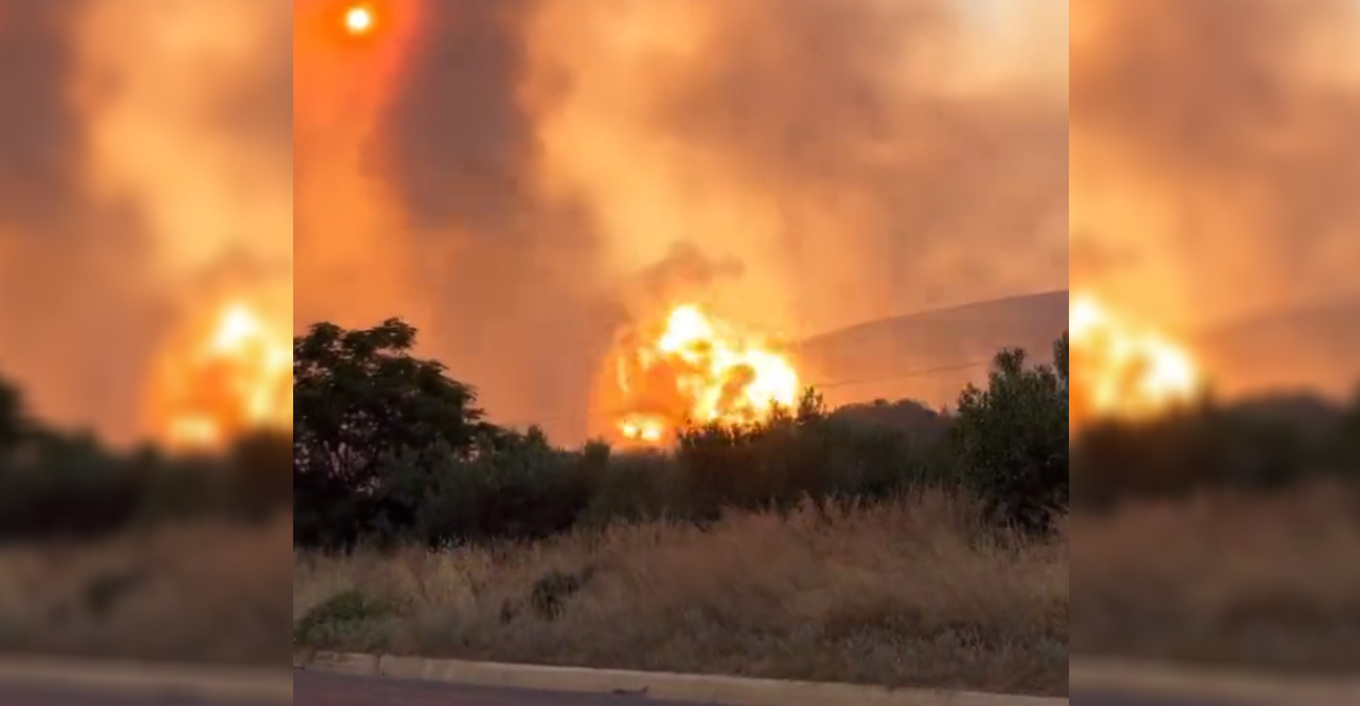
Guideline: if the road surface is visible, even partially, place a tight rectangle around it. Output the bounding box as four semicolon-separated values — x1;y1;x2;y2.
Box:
294;670;711;704
295;671;1284;706
1073;691;1288;706
0;670;1297;705
0;681;280;706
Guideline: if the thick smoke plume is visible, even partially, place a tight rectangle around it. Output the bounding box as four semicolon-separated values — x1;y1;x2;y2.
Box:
295;0;1067;440
0;0;291;444
1071;0;1360;330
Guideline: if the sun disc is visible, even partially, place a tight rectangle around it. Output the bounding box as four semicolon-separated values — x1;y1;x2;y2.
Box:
345;5;374;35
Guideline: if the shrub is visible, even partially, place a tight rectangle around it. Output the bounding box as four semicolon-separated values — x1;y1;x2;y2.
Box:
950;337;1069;535
1072;391;1360;509
285;320;1072;549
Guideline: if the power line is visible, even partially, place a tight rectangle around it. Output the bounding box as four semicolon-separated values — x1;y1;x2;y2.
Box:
809;359;991;390
498;357;994;429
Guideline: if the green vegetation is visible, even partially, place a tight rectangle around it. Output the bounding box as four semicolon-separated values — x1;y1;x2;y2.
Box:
292;318;1072;550
293;494;1069;695
0;372;290;540
1073;388;1360;509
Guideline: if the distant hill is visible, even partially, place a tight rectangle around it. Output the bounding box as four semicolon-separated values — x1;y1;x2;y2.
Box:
1191;295;1360;400
795;290;1069;409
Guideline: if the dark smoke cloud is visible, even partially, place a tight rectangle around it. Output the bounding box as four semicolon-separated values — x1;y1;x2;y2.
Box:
0;0;292;443
363;0;617;438
0;0;167;439
380;0;537;236
629;242;745;306
296;0;1067;440
657;0;1068;324
1071;0;1360;329
0;1;82;226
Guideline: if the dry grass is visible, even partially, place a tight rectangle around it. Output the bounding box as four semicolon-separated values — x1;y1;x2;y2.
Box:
0;514;293;667
1071;480;1360;675
292;493;1069;697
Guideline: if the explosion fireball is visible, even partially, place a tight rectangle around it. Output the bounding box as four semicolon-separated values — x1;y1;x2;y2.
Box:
607;305;800;446
1070;294;1202;426
151;301;292;452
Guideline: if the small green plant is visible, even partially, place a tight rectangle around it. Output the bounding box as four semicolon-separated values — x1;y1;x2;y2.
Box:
293;590;394;650
529;567;595;621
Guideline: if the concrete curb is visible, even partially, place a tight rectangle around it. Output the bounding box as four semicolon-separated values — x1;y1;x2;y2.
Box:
1070;657;1360;706
0;654;292;704
295;649;1066;705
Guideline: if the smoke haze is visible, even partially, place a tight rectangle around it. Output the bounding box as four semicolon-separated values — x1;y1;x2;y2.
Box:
1071;0;1360;331
0;0;291;444
294;0;1069;440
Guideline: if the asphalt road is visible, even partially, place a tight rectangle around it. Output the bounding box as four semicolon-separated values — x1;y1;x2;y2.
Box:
0;682;280;706
293;670;710;705
0;672;1296;706
1072;690;1288;706
295;672;1293;706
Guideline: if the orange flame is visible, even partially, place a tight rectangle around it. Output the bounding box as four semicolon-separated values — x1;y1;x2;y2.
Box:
1070;293;1202;426
151;301;292;451
607;305;800;446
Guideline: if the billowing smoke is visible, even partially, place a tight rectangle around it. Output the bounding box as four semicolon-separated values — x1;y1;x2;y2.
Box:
1071;0;1360;330
0;0;291;444
293;0;1067;441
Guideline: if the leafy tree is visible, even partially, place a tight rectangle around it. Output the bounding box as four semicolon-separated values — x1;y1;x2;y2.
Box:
1337;387;1360;476
0;371;30;455
951;334;1069;535
405;426;595;546
229;430;294;517
292;318;493;547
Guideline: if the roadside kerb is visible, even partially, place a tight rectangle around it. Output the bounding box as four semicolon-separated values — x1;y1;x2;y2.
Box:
1070;656;1360;706
0;653;292;704
297;649;1067;706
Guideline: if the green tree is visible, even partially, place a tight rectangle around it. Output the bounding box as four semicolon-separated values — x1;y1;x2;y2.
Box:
0;372;30;455
951;334;1069;534
292;318;493;547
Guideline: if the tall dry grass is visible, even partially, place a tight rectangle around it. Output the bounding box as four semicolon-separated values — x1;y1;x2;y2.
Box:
293;492;1069;696
0;514;293;667
1071;480;1360;674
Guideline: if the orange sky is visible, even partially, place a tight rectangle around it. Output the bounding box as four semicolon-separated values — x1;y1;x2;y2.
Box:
0;0;291;445
1070;0;1360;399
2;1;1353;442
1071;0;1360;330
292;0;1068;440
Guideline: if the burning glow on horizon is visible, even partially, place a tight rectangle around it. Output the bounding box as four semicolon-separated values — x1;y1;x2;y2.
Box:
1070;293;1202;425
608;305;800;445
152;301;292;451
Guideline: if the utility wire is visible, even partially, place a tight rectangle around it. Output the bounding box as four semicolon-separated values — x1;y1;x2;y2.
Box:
498;357;993;428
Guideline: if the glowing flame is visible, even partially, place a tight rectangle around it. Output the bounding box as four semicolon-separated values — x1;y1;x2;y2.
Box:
345;4;375;36
153;301;292;451
1070;293;1201;425
608;305;800;445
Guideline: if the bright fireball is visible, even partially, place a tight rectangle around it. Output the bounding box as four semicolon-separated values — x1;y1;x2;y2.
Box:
1070;294;1201;426
151;301;292;452
607;304;800;446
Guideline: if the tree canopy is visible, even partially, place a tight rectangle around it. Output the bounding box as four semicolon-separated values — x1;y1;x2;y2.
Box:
952;333;1070;533
290;318;1077;549
292;318;495;546
0;372;29;455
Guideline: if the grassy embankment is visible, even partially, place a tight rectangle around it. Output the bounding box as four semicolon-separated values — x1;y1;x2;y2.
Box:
294;493;1069;697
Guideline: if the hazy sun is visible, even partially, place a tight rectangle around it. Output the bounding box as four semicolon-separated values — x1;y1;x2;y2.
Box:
345;5;374;35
